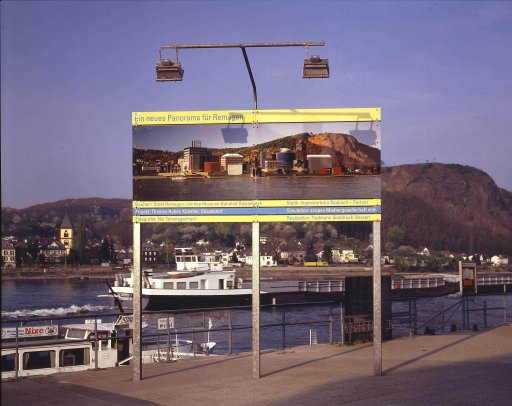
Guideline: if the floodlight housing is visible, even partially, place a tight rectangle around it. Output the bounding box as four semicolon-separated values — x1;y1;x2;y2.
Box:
303;56;329;78
156;59;184;81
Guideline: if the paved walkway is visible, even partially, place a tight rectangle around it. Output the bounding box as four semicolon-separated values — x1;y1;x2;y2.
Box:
3;326;512;405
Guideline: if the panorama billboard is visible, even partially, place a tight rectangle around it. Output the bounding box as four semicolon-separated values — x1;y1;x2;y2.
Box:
132;108;381;223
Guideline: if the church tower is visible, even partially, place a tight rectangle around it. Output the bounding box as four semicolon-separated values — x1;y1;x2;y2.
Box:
60;215;73;255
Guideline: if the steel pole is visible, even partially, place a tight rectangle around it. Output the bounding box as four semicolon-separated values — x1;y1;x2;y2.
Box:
373;221;382;376
241;47;257;110
252;222;260;378
133;222;142;380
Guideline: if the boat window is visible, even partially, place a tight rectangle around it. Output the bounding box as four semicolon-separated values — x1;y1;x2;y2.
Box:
176;257;182;262
1;354;16;372
185;257;192;262
59;347;90;367
189;282;199;289
198;255;206;262
177;282;186;289
163;282;174;289
23;350;56;370
226;280;233;289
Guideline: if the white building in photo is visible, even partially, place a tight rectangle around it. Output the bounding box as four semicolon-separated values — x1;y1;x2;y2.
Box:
221;153;244;175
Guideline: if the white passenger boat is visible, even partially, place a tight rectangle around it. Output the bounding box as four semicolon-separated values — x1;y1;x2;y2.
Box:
108;248;344;311
1;315;215;380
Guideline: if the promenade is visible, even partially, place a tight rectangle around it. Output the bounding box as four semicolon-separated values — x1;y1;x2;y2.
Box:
3;325;511;405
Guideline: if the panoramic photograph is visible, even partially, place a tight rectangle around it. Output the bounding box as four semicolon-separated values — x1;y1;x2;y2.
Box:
133;121;381;201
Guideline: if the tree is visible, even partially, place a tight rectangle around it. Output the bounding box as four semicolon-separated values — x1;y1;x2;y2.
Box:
387;226;405;247
100;238;111;262
231;251;239;263
73;215;87;263
323;244;333;264
305;242;317;262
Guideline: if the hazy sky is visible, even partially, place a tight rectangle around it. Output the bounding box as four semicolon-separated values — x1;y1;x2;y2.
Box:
2;1;511;209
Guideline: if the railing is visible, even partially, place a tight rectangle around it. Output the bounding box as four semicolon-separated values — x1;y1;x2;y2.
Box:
298;280;344;292
391;277;445;290
477;275;512;285
392;294;509;336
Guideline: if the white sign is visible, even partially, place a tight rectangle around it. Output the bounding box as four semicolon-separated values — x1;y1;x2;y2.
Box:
157;317;175;330
85;319;102;324
1;325;59;340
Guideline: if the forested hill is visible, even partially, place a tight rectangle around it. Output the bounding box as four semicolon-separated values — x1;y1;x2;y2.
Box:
2;164;511;255
382;163;512;255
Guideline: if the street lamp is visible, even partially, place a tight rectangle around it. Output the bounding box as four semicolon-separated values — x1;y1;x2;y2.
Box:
156;42;328;109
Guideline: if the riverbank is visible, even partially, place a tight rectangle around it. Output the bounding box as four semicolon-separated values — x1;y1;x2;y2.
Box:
1;264;382;282
2;264;509;282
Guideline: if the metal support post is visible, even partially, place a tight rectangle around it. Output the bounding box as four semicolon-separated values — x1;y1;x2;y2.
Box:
372;221;382;376
228;311;233;355
252;221;260;378
133;222;142;380
282;312;286;350
504;294;508;326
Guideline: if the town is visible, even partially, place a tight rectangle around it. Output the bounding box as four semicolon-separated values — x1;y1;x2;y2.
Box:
2;214;509;273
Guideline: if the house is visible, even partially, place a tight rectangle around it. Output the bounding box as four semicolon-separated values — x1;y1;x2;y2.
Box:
40;240;66;263
1;238;16;269
491;255;509;267
245;253;277;267
116;248;133;265
142;241;158;263
279;249;306;264
333;249;359;263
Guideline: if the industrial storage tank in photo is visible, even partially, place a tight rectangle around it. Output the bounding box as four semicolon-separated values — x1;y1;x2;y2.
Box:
276;148;295;169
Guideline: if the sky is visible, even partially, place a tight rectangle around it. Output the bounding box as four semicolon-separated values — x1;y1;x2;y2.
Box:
1;0;511;209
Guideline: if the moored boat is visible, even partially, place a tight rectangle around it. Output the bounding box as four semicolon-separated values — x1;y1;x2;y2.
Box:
1;315;215;380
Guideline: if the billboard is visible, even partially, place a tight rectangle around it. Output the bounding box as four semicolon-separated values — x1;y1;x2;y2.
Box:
132;108;381;223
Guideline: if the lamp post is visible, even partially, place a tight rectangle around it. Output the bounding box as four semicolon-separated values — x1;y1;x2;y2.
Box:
156;42;328;110
136;41;329;381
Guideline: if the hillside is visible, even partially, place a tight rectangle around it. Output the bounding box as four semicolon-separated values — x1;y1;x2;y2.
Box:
2;163;511;255
382;164;512;255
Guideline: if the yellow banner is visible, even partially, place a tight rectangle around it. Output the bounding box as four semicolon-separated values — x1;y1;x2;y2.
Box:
132;108;381;126
133;199;381;208
133;214;381;223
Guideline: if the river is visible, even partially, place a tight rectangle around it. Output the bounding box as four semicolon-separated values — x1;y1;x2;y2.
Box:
1;280;510;353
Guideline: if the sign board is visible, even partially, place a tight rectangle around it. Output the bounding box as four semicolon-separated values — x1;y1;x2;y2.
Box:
1;325;59;340
132;108;381;223
85;319;102;324
157;317;175;330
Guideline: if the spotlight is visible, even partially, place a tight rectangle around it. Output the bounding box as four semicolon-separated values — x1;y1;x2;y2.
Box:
303;56;329;78
156;59;184;82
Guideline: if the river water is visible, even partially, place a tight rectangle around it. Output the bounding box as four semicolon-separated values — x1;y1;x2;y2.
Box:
2;280;510;353
134;175;380;201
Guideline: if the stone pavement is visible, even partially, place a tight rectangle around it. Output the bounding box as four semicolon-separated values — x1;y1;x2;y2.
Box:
3;325;512;405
